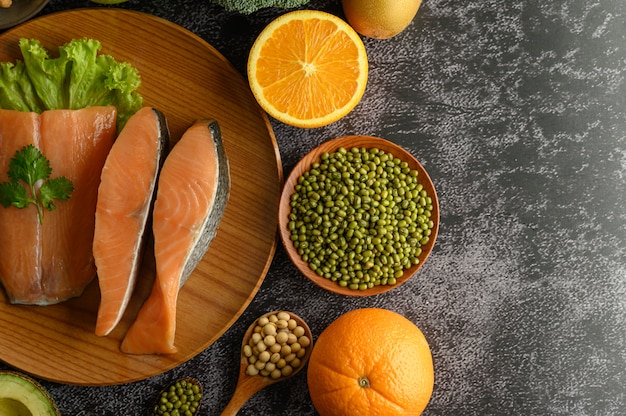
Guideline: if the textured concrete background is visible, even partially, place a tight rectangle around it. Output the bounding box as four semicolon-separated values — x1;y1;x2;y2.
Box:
1;0;625;415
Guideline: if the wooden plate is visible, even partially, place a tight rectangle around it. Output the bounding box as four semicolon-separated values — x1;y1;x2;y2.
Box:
278;136;439;296
0;9;282;385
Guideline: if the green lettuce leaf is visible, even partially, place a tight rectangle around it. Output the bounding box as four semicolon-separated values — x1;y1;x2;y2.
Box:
0;38;143;131
19;38;71;110
0;61;44;112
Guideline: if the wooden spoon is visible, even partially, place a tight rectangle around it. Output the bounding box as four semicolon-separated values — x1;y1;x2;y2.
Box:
220;311;313;415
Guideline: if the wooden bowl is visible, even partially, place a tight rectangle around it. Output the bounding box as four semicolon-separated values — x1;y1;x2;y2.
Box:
278;136;439;296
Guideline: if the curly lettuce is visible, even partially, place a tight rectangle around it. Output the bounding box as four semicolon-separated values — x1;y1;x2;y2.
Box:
0;38;143;131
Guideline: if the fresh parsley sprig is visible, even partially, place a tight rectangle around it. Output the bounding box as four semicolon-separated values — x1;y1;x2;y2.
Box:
0;144;74;224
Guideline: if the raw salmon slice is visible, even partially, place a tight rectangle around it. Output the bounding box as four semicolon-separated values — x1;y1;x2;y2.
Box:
0;106;117;305
39;106;117;304
94;107;169;337
0;110;42;304
121;119;230;355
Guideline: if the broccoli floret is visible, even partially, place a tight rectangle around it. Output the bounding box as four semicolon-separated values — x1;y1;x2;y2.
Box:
210;0;311;14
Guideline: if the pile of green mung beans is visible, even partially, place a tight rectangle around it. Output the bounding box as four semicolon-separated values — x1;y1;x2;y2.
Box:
288;146;434;290
152;378;202;416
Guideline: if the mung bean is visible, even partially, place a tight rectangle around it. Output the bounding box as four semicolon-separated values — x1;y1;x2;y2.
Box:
152;379;202;416
288;147;435;290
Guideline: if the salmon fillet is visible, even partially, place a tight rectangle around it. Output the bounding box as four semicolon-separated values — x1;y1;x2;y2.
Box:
121;119;230;354
38;107;117;304
0;110;42;304
0;106;117;305
94;107;169;336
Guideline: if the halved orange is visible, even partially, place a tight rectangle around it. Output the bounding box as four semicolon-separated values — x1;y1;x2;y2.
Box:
247;10;369;128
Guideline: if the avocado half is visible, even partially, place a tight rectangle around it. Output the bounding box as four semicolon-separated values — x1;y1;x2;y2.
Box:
0;371;60;416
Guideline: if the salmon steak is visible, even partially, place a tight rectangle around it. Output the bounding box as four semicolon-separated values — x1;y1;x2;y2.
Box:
121;119;230;355
0;106;117;305
93;107;169;337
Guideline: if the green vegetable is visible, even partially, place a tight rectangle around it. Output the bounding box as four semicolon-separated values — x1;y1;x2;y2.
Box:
0;60;43;112
210;0;311;14
0;37;143;131
288;147;435;290
0;144;74;224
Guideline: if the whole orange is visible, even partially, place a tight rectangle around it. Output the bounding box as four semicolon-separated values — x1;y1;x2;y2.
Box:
307;308;434;416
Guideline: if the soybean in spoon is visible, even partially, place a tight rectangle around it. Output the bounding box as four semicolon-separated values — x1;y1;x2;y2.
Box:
220;311;313;415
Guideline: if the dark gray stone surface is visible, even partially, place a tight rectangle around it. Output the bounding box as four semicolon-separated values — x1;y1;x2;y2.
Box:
1;0;625;414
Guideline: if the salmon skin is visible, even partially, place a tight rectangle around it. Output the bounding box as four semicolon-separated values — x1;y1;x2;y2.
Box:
93;107;170;337
0;106;117;305
121;119;230;355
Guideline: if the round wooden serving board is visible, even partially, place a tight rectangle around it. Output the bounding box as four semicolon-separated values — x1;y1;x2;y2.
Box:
0;9;282;386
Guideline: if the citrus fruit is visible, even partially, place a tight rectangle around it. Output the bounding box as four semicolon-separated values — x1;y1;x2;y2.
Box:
342;0;422;39
247;10;368;128
307;308;434;416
